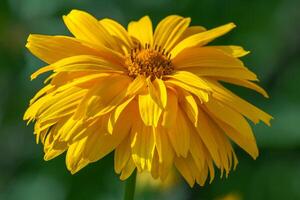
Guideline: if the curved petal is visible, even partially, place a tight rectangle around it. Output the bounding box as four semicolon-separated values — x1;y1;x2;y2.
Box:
126;75;147;96
153;127;174;180
179;89;198;126
74;75;132;119
161;89;178;128
100;18;134;54
63;10;124;61
207;81;272;125
31;55;126;80
165;71;211;102
171;23;236;58
195;108;221;168
130;121;155;171
83;108;132;163
178;26;206;41
203;98;259;159
25;87;84;124
120;158;136;180
63;10;115;48
128;16;153;46
114;136;131;174
66;138;89;174
174;156;195;187
166;108;190;157
26;34;102;64
153;15;191;52
107;96;135;134
209;45;250;58
173;47;246;69
214;116;258;160
138;91;162;127
197;107;237;173
183;67;258;81
189;130;206;173
215;77;269;98
172;47;258;80
146;78;167;108
166;71;211;91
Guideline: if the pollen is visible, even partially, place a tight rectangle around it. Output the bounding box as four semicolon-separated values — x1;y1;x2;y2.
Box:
126;43;174;79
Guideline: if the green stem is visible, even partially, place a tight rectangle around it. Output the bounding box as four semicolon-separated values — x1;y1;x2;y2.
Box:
123;170;137;200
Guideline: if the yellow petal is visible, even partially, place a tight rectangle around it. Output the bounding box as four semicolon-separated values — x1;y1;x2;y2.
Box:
186;155;206;186
154;127;175;180
215;115;259;160
100;18;134;53
173;47;246;69
161;89;178;128
171;23;236;58
138;91;162;127
31;55;125;80
189;130;206;172
167;108;190;157
51;73;111;94
39;90;84;122
179;89;198;126
207;157;215;183
131;122;155;171
66;138;89;174
196;107;221;167
146;78;167;108
63;10;124;63
120;158;136;180
29;84;54;105
198;108;236;173
150;151;160;179
26;34;101;64
196;163;209;186
46;71;94;87
76;75;131;119
24;92;50;122
63;10;115;49
35;87;84;122
178;26;207;41
153;15;191;52
108;96;135;134
184;67;258;81
128;16;153;45
209;81;272;125
165;71;211;102
153;127;174;164
53;56;125;73
166;71;211;91
215;77;269;98
209;45;250;57
114;136;131;174
126;75;147;96
84;109;132;162
153;78;167;108
174;157;195;187
204;98;259;159
56;118;89;144
44;148;66;161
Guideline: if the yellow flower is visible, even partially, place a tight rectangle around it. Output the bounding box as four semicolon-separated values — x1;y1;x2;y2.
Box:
24;10;272;187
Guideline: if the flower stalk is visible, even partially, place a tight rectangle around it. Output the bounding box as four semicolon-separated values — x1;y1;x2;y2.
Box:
123;170;137;200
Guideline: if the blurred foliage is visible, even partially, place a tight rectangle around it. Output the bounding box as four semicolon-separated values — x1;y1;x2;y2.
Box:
0;0;300;199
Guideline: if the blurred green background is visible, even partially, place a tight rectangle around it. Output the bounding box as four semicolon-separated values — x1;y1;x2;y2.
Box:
0;0;300;199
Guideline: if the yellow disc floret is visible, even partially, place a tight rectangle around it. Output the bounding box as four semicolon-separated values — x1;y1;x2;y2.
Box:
126;43;174;79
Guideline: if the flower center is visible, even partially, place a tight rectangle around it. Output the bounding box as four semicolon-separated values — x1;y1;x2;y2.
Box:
126;43;174;79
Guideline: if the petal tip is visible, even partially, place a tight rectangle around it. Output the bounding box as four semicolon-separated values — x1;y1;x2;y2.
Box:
229;22;237;28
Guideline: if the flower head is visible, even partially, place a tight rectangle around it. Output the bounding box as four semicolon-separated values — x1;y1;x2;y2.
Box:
24;10;272;187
